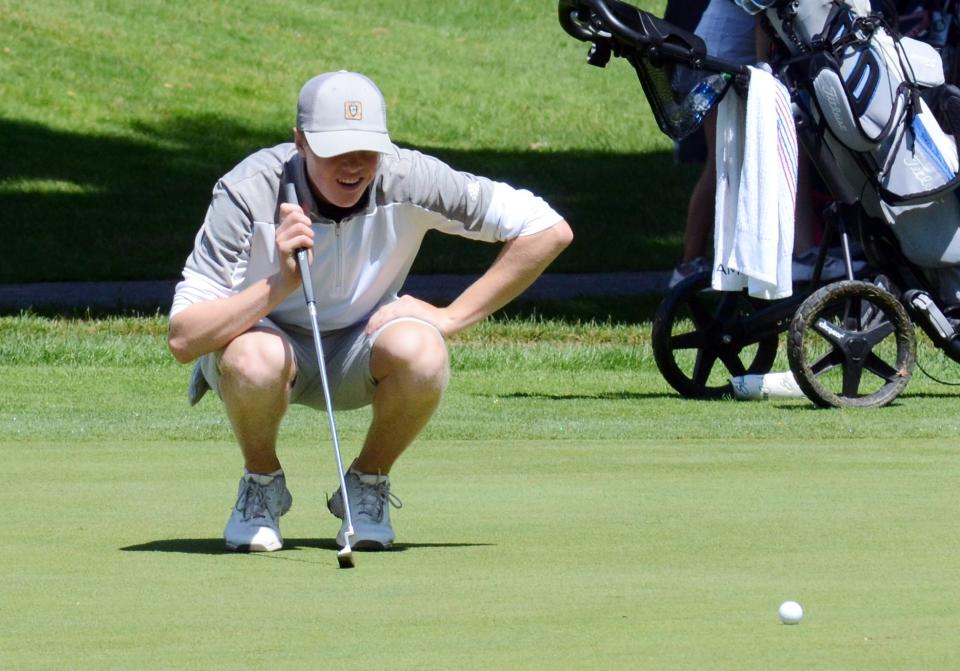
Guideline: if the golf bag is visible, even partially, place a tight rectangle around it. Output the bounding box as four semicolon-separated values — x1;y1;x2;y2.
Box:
559;0;960;404
743;0;960;282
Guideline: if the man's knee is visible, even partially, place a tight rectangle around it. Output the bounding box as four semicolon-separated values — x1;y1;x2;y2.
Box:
220;330;295;391
372;322;449;390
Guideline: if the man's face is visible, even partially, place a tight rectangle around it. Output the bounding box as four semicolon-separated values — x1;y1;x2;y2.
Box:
295;130;379;208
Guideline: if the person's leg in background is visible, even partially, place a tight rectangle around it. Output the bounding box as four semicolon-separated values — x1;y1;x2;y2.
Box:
668;0;757;288
670;112;716;287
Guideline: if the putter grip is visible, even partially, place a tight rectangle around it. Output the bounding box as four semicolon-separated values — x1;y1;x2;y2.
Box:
283;182;298;208
297;250;315;305
282;183;316;305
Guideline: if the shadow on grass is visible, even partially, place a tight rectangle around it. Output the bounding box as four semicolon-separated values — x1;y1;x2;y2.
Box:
479;391;676;400
1;116;697;284
1;115;284;284
769;399;919;410
120;538;493;555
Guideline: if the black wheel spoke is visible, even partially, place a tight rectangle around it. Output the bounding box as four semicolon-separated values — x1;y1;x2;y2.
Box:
841;361;865;398
812;317;847;346
863;352;900;382
788;280;916;408
692;348;720;388
718;349;748;377
843;297;863;330
685;294;716;331
810;347;844;376
670;330;706;351
862;320;895;347
654;275;780;399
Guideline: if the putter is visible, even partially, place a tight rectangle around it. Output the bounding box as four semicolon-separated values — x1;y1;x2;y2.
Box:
284;183;356;569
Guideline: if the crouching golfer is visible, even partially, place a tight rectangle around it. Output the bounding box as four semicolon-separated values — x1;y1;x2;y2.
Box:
167;71;572;552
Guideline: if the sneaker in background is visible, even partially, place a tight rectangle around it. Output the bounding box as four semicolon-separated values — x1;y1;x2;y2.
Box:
668;256;710;288
792;248;865;282
224;470;293;552
327;469;402;550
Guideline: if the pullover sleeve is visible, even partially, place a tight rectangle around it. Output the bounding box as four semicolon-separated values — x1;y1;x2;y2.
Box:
170;181;254;317
380;149;562;242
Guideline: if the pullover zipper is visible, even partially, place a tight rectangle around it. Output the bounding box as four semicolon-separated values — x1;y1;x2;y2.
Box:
334;221;343;291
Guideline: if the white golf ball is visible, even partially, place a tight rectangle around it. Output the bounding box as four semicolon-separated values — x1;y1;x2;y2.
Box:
779;600;803;625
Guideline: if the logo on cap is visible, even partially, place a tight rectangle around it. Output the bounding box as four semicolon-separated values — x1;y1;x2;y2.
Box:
344;101;363;121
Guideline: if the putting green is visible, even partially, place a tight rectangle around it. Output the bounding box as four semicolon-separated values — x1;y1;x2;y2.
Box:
3;438;958;669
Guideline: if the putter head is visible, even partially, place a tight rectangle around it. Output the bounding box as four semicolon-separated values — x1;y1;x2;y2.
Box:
337;546;354;569
337;548;354;568
337;527;355;569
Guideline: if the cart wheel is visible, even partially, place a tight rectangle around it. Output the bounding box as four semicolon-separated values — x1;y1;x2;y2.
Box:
652;272;779;398
787;280;915;408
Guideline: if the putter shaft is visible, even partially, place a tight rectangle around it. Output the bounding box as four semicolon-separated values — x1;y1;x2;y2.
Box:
301;293;357;548
286;183;356;566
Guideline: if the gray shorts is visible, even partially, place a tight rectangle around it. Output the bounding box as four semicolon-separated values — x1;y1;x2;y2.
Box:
694;1;757;64
189;316;443;411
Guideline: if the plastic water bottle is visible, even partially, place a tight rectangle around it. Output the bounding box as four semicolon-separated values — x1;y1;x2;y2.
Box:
669;73;731;138
729;371;806;400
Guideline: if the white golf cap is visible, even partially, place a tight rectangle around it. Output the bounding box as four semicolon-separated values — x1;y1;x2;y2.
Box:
296;71;394;157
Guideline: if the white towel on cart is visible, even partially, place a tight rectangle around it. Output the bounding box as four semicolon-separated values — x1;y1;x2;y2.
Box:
712;65;797;299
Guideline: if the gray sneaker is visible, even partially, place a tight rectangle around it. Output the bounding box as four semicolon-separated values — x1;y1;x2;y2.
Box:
224;471;293;552
327;470;402;550
668;256;710;289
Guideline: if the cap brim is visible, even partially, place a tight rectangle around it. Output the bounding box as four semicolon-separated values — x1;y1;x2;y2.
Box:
303;130;395;158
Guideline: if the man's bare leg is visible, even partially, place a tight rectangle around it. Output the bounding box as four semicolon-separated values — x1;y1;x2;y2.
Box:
219;328;297;473
353;321;449;474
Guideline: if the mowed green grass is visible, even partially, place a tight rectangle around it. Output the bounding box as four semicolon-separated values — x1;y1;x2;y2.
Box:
0;0;698;282
3;315;960;669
